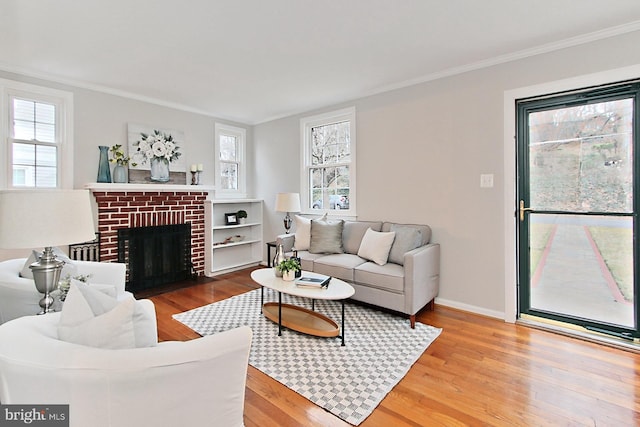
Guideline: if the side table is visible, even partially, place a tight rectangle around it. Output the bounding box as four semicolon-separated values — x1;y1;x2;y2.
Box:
266;241;277;267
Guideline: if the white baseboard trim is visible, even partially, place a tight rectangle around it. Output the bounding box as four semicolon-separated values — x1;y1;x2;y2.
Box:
435;297;505;321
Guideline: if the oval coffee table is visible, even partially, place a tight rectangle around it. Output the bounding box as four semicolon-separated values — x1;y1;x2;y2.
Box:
250;268;355;346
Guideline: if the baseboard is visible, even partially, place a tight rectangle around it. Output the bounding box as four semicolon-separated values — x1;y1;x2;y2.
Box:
435;297;505;320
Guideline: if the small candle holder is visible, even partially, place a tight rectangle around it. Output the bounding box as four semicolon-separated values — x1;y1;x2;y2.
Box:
190;164;203;185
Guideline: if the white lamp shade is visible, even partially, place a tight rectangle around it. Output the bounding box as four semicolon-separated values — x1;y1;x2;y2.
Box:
275;193;301;213
0;190;96;249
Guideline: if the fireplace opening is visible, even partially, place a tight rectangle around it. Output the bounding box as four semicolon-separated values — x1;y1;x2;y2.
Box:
118;223;193;293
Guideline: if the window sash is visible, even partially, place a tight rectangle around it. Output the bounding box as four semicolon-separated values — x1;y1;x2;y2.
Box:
215;123;246;198
3;83;71;189
300;107;356;214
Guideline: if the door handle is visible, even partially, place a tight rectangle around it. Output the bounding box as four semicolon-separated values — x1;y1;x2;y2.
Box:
519;200;533;222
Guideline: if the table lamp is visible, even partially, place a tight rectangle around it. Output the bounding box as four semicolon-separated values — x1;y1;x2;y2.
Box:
275;193;301;233
0;190;96;314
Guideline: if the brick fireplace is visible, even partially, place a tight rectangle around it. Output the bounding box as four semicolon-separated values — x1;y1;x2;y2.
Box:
87;185;211;288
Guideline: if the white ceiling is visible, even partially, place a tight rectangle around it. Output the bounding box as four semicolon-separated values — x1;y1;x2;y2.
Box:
2;1;640;125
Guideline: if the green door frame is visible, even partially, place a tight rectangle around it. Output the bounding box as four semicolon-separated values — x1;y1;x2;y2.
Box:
516;80;640;338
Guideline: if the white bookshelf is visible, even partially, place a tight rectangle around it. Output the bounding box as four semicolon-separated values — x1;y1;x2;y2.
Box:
204;199;263;276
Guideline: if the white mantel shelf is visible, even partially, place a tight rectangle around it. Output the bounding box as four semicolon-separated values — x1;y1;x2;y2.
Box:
84;183;215;193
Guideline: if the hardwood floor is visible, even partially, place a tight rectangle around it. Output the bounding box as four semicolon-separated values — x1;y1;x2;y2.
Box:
149;267;640;426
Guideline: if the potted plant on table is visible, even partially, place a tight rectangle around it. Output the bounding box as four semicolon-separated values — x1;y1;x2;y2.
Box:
236;209;248;224
277;257;301;281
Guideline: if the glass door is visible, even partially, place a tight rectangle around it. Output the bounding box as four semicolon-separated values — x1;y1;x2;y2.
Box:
517;82;639;339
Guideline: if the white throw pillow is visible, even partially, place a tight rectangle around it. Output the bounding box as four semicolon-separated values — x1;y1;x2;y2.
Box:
58;281;157;349
294;215;311;251
20;248;77;279
19;250;39;279
59;297;137;349
357;228;396;266
70;278;117;298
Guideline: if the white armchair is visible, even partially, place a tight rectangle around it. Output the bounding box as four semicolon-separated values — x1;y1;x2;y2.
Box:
0;258;127;324
0;311;253;427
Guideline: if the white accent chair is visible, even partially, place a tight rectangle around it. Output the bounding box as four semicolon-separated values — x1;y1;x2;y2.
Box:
0;309;253;427
0;258;127;324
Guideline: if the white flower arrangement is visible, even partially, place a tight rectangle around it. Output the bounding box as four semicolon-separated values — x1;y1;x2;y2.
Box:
133;130;182;165
58;273;92;301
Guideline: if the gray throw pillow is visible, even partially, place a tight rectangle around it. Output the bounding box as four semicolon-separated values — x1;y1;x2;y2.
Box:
388;224;423;265
309;218;344;254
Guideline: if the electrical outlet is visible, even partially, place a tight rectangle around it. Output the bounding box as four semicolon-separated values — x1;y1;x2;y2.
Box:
480;174;494;188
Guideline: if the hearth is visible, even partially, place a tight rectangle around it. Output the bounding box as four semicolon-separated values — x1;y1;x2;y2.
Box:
118;223;192;293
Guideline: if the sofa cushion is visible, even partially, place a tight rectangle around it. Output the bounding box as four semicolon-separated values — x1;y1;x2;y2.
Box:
294;250;325;271
357;228;396;266
382;223;432;246
309;217;344;254
388;224;424;265
342;221;382;254
313;254;366;282
294;215;312;251
58;281;157;349
355;262;405;293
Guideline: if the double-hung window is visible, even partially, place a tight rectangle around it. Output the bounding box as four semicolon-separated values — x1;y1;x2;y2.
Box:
215;123;246;198
300;107;356;215
2;79;73;189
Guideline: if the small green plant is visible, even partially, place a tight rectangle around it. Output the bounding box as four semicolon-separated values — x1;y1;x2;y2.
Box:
278;257;300;273
236;209;248;219
109;144;135;166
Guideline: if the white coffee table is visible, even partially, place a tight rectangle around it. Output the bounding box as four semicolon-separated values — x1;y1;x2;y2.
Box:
250;268;355;346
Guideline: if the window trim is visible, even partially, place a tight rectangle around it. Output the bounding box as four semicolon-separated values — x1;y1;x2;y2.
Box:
214;122;246;199
1;78;74;189
300;106;356;216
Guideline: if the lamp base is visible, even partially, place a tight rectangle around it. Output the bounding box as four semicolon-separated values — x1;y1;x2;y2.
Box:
30;247;65;315
283;212;292;234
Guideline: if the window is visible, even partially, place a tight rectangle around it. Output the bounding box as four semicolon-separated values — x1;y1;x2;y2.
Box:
215;123;246;198
300;107;356;214
1;79;73;189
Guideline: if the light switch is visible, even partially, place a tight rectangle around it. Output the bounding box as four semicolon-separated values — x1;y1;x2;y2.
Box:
480;174;494;188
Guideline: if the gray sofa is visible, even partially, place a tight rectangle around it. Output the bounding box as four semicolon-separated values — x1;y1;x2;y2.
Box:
278;218;440;328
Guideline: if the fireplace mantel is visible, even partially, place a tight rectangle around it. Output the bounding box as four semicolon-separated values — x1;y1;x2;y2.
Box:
85;183;215;193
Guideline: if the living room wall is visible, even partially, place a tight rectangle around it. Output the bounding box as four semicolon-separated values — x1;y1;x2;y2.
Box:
0;70;251;260
0;70;251;189
254;30;640;319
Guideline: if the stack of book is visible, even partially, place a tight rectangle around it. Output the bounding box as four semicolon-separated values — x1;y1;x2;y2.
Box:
295;274;331;288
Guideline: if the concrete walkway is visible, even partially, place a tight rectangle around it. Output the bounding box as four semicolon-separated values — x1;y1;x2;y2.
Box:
530;222;634;328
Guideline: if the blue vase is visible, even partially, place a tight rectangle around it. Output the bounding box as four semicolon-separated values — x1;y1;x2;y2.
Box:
97;146;111;183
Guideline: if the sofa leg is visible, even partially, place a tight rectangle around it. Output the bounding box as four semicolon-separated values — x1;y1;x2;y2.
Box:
429;298;435;311
410;315;416;329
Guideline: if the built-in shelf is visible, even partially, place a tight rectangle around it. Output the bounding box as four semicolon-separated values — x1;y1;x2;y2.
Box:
212;222;260;231
212;239;261;249
204;199;263;276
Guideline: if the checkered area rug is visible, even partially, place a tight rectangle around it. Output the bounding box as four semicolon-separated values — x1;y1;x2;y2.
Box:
173;288;441;425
